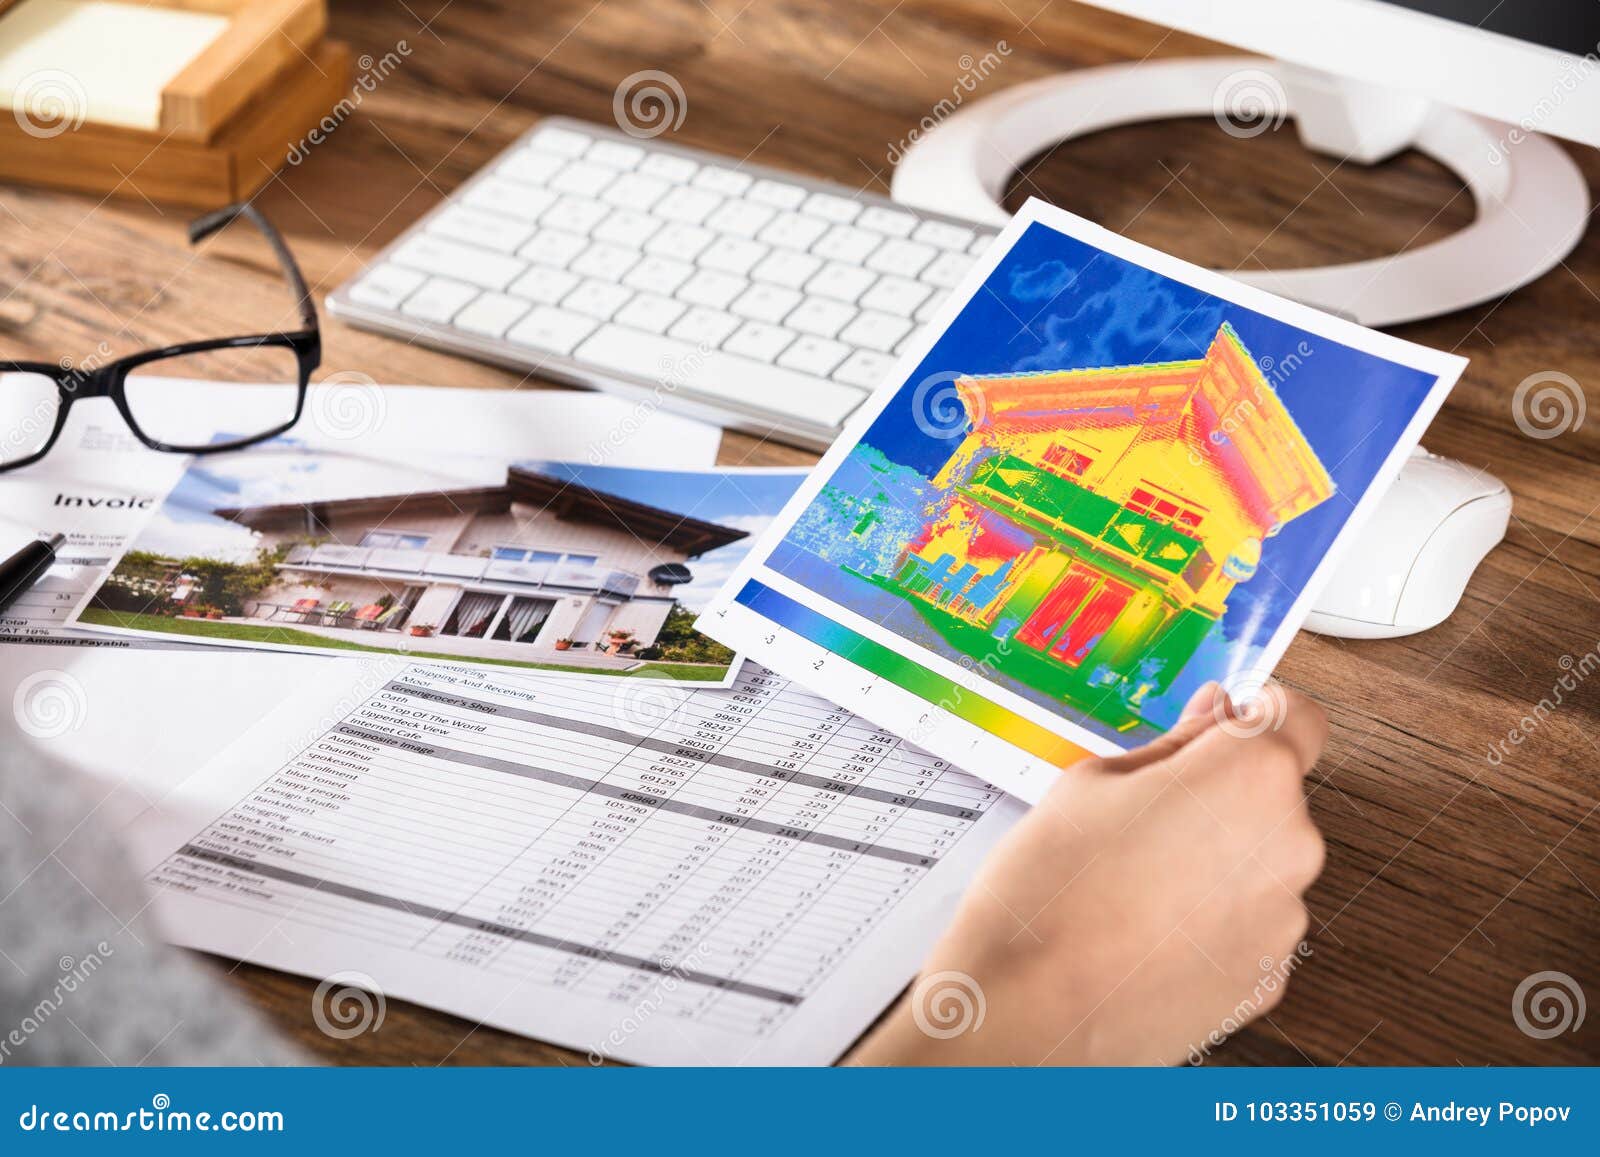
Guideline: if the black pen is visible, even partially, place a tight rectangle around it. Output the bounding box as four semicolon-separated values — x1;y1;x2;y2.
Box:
0;532;65;618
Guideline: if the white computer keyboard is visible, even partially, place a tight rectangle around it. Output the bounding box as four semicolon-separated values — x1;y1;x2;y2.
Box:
328;117;998;449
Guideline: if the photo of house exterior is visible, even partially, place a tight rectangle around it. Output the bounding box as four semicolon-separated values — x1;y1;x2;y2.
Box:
219;465;749;666
888;324;1336;721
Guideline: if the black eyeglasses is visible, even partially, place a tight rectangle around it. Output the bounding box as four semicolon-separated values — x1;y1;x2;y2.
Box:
0;202;320;472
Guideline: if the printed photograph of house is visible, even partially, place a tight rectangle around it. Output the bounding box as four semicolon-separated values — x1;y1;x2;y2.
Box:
82;453;804;681
763;220;1447;742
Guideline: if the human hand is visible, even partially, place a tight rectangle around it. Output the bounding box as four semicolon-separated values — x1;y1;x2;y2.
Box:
846;683;1328;1066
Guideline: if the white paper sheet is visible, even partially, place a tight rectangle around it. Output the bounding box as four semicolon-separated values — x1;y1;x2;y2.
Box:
123;659;1024;1065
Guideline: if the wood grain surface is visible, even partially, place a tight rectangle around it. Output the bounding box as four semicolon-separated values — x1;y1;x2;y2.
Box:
3;0;1593;1067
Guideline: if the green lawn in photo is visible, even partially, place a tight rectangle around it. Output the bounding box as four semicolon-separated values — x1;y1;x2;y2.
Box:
76;609;730;682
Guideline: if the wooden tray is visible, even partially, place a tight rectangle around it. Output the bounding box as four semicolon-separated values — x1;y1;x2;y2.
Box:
0;38;351;207
161;0;328;141
0;0;326;141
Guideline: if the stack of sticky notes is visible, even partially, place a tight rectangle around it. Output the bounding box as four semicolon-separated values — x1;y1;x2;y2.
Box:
0;0;351;206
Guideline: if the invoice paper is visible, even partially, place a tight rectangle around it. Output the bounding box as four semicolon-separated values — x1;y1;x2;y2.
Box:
123;659;1024;1065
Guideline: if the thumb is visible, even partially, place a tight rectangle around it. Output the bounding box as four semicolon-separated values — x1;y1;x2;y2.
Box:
1093;682;1222;774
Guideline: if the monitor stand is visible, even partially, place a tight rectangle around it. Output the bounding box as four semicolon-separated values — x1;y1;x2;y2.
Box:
888;57;1553;637
889;55;1588;328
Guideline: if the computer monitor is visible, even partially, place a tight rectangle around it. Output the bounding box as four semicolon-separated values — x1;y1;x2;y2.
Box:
890;0;1596;325
1087;1;1600;151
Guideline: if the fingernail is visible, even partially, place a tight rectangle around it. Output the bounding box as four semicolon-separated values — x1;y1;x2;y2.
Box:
1180;681;1219;722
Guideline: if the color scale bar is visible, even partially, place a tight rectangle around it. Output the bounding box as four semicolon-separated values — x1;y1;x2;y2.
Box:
734;580;1093;768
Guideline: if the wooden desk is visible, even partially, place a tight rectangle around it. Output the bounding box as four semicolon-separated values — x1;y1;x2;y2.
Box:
5;0;1593;1066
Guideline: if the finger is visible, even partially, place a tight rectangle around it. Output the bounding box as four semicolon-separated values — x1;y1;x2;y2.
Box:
1203;682;1327;778
1264;689;1329;776
1179;681;1221;723
1095;708;1219;774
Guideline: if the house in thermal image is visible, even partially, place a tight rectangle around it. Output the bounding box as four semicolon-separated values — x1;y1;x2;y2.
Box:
892;324;1335;727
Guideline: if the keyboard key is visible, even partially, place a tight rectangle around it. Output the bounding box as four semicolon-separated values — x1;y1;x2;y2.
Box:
692;166;753;196
645;222;714;262
427;205;535;253
704;199;775;239
550;160;615;198
805;262;876;304
575;326;864;427
913;219;975;250
838;309;912;353
914;289;948;323
786;296;856;338
346;263;425;309
758;212;828;251
669;308;742;347
498;149;566;186
731;284;802;324
569;243;641;282
531;124;592;156
593;209;662;249
968;233;994;255
921;250;976;288
858;205;917;237
802;191;861;223
540;197;611;235
749;179;806;210
390;236;526;290
833;349;896;389
655;186;722;224
699;236;769;276
678;269;748;310
813;225;881;265
613;293;687;334
518;228;589;268
866;238;936;279
723;322;796;362
507;266;580;304
623;255;695;295
506;306;597;355
639;152;698;182
462;178;557;223
859;275;931;317
454;292;530;337
750;249;822;289
564;279;635;320
399;277;479;322
600;172;671;211
778;335;850;377
588;139;644;169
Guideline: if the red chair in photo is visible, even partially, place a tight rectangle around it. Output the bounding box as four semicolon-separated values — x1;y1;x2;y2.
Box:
277;597;320;623
350;604;385;629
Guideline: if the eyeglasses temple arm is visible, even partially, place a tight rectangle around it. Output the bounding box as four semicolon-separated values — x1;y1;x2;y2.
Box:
188;202;318;332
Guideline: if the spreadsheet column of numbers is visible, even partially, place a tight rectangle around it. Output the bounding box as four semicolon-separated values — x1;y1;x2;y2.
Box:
153;663;1002;1038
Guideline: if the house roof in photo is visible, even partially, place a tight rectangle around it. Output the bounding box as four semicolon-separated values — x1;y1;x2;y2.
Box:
217;486;513;533
216;469;749;558
952;324;1336;529
507;467;748;558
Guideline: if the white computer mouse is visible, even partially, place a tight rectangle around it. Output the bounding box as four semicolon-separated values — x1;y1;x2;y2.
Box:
1303;447;1511;639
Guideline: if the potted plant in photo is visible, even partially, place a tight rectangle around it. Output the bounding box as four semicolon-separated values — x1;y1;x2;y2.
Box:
408;623;436;638
554;638;573;651
205;606;224;620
